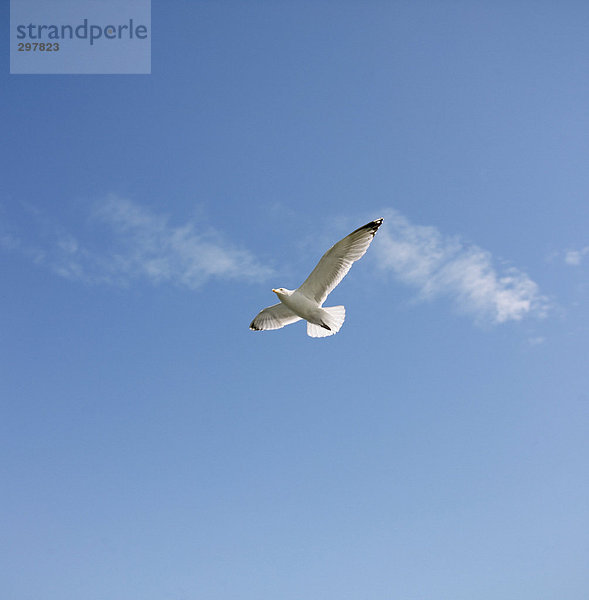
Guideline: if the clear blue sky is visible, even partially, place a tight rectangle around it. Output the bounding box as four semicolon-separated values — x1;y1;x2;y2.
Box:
2;2;588;599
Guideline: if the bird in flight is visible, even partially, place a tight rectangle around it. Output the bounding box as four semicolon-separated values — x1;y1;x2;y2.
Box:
250;218;383;337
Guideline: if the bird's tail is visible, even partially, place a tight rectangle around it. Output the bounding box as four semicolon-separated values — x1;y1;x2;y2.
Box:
307;305;346;338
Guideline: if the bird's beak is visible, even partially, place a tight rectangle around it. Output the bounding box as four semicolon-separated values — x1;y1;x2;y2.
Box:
271;289;277;293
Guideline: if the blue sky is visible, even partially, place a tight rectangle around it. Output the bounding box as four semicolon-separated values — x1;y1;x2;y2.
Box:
2;2;588;599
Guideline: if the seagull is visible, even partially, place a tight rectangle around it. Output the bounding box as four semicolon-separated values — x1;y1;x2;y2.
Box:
250;218;383;337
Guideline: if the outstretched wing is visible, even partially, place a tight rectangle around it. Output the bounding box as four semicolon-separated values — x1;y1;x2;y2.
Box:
249;302;302;331
297;218;383;305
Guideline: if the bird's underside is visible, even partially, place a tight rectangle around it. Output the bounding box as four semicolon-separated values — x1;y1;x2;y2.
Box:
249;218;383;338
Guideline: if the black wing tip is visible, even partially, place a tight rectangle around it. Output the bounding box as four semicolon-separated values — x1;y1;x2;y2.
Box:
352;217;384;237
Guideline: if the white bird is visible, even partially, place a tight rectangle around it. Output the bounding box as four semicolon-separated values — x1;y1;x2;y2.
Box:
250;218;383;337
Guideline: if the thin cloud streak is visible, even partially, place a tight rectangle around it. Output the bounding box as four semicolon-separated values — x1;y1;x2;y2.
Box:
564;247;589;266
2;195;272;288
374;209;549;324
2;199;550;324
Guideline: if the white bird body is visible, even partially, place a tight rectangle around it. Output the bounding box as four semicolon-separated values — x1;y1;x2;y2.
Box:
250;218;383;338
272;288;318;318
271;288;344;336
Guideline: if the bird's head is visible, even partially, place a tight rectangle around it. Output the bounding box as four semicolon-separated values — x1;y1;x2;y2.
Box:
272;287;291;298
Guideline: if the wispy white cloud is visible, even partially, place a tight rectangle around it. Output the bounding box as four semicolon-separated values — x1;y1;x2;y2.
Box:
564;246;589;266
2;195;272;288
1;199;551;324
374;209;549;324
